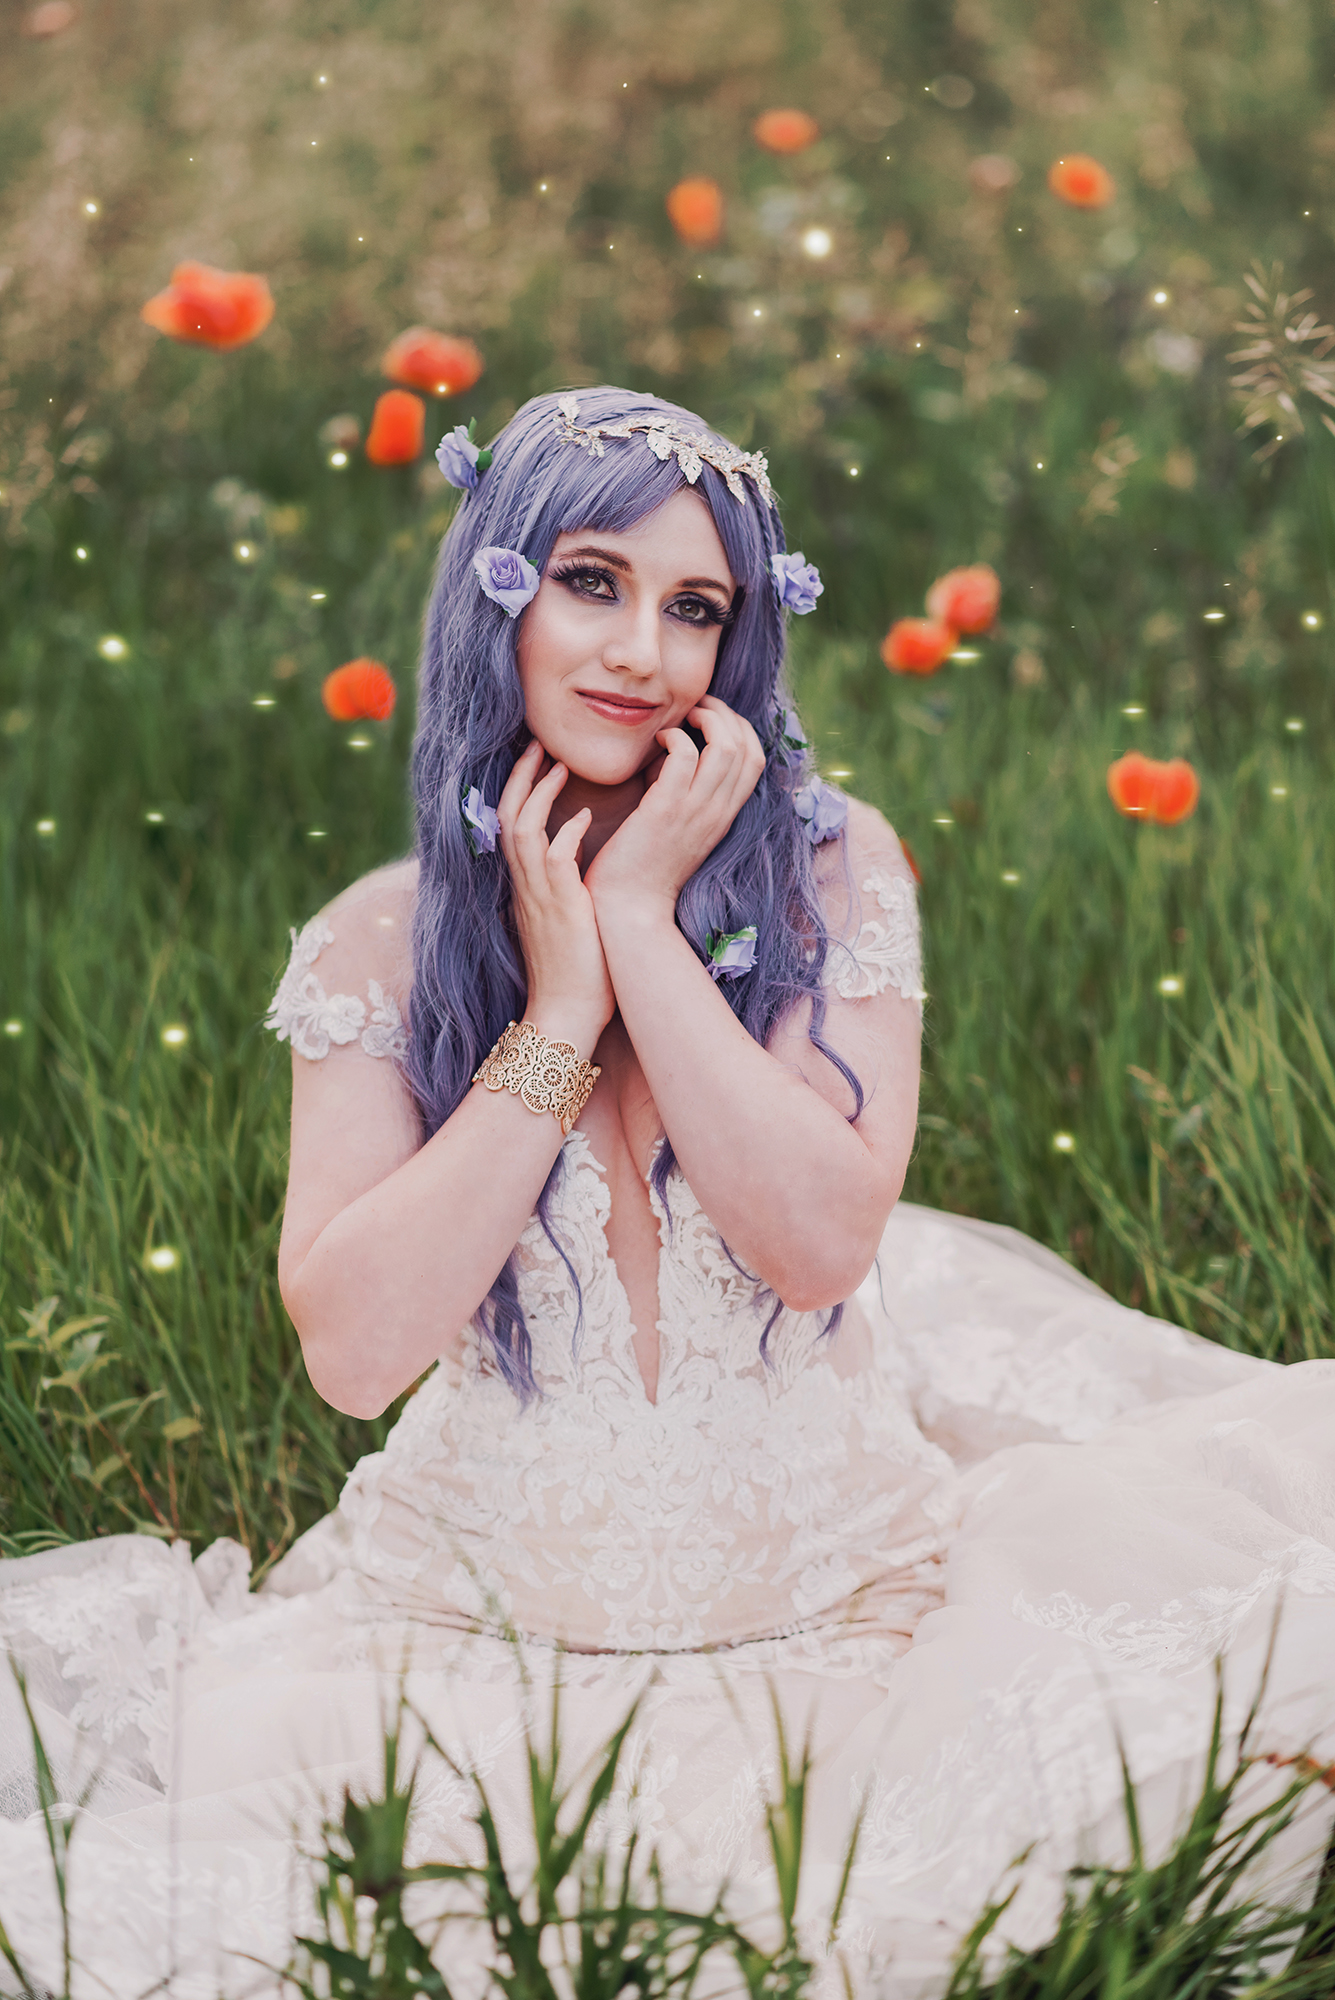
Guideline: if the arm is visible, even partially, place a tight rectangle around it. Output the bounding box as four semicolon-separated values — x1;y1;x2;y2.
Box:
587;707;920;1310
278;751;615;1419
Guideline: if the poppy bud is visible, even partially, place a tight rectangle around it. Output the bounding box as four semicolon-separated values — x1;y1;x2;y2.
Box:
323;659;396;722
881;617;956;676
926;564;1001;634
365;391;425;466
667;178;724;247
753;109;820;155
1047;155;1115;208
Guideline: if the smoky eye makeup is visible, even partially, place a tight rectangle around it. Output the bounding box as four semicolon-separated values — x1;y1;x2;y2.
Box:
549;559;730;627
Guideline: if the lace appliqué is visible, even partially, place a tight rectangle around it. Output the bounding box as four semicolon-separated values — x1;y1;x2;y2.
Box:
265;917;408;1061
821;864;925;1005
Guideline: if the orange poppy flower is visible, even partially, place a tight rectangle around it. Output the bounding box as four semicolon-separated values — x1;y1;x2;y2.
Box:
881;617;956;676
381;327;485;398
1150;757;1200;824
1107;752;1199;824
926;564;1001;634
753;109;820;155
1047;155;1115;209
365;391;425;465
140;262;274;350
322;659;396;722
666;178;724;247
899;838;922;885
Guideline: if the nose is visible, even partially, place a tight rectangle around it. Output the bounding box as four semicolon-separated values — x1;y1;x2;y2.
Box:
600;593;662;680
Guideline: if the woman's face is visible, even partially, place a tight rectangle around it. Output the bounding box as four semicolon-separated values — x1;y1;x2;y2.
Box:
515;488;737;787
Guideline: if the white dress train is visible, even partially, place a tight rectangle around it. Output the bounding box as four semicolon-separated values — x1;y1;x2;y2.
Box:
0;872;1333;1998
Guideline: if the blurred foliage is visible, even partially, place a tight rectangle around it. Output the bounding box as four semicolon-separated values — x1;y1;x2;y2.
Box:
1;0;1335;1571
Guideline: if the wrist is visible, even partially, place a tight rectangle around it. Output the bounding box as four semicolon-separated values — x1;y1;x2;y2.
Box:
520;1001;607;1060
588;882;677;931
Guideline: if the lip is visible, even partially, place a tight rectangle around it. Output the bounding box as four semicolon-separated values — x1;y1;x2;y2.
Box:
575;689;660;725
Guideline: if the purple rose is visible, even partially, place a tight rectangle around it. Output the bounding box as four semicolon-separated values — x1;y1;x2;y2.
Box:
437;425;482;490
770;551;824;616
462;784;500;856
473;546;540;618
707;924;758;981
774;704;809;770
793;777;848;846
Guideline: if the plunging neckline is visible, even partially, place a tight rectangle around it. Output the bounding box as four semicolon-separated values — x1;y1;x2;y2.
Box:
563;1130;671;1407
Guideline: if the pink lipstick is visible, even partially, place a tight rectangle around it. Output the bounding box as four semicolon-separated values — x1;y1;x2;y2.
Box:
576;690;659;725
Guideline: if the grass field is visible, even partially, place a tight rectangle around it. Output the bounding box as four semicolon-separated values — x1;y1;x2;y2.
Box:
3;0;1335;1987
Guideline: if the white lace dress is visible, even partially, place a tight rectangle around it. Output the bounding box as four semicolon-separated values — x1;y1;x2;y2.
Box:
1;862;1334;1999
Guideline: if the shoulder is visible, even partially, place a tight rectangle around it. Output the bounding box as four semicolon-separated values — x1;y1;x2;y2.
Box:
813;794;924;1007
318;856;419;968
813;794;916;903
267;855;420;1061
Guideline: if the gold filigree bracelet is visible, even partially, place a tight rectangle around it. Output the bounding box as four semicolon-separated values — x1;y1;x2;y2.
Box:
472;1020;600;1138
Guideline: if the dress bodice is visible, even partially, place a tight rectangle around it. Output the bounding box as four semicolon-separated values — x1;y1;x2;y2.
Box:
326;1130;954;1654
265;846;942;1656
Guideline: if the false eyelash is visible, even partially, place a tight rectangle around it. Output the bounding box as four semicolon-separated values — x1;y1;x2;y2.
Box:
549;560;730;627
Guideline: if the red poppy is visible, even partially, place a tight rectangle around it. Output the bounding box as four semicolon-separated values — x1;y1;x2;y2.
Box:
322;659;396;722
1107;752;1199;825
926;564;1001;634
1151;758;1200;825
381;327;485;398
1047;155;1115;209
881;617;956;676
365;391;425;465
666;178;724;247
140;262;274;350
899;838;922;885
753;109;820;155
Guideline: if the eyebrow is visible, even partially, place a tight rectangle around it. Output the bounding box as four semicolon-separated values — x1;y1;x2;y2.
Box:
556;543;733;597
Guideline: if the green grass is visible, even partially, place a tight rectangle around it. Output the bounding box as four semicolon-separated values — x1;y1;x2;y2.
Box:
3;0;1335;1982
1;480;1331;1569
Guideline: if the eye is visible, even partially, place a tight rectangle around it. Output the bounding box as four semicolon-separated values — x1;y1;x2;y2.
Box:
552;561;618;601
669;594;728;628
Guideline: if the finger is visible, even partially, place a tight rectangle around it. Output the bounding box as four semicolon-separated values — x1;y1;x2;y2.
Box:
513;758;569;841
683;702;745;797
497;739;547;833
651;727;700;800
546;806;591;876
501;752;563;890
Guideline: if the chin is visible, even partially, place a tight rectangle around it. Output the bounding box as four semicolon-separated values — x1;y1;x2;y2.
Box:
544;735;656;788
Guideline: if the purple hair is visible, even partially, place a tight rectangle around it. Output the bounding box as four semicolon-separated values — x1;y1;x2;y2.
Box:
405;386;860;1398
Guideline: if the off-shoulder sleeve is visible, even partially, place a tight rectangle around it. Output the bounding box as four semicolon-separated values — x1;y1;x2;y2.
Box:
816;803;926;1010
266;915;409;1062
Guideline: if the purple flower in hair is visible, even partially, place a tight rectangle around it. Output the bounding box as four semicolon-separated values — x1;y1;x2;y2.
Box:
437;426;483;490
770;551;824;616
462;784;500;856
473;546;541;618
793;777;848;845
707;924;758;980
773;704;809;771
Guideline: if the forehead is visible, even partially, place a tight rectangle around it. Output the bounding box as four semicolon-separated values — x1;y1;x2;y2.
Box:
552;489;734;584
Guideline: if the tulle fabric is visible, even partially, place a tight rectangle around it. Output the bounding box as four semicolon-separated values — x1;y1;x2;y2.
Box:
1;1199;1333;1999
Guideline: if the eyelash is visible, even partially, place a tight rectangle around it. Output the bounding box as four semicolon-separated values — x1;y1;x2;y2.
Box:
549;560;729;628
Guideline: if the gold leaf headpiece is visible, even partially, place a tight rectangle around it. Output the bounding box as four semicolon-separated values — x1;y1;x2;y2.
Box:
552;395;774;508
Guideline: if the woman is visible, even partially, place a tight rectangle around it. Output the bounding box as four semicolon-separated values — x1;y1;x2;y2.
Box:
1;387;1333;1996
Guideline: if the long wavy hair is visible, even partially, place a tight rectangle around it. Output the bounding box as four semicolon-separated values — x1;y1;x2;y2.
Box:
405;386;860;1397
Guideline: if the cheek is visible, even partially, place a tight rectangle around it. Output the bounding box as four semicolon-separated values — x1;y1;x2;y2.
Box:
667;630;723;708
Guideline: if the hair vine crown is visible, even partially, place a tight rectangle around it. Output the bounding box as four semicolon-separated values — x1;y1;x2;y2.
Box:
553;394;774;509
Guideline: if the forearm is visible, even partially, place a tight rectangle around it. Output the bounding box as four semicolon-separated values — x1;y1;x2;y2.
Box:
595;897;898;1306
284;1009;592;1418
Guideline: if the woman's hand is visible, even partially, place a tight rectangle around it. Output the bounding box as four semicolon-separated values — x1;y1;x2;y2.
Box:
584;696;765;916
497;740;615;1052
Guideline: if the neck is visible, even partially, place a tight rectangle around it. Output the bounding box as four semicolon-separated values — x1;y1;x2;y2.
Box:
548;767;648;869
